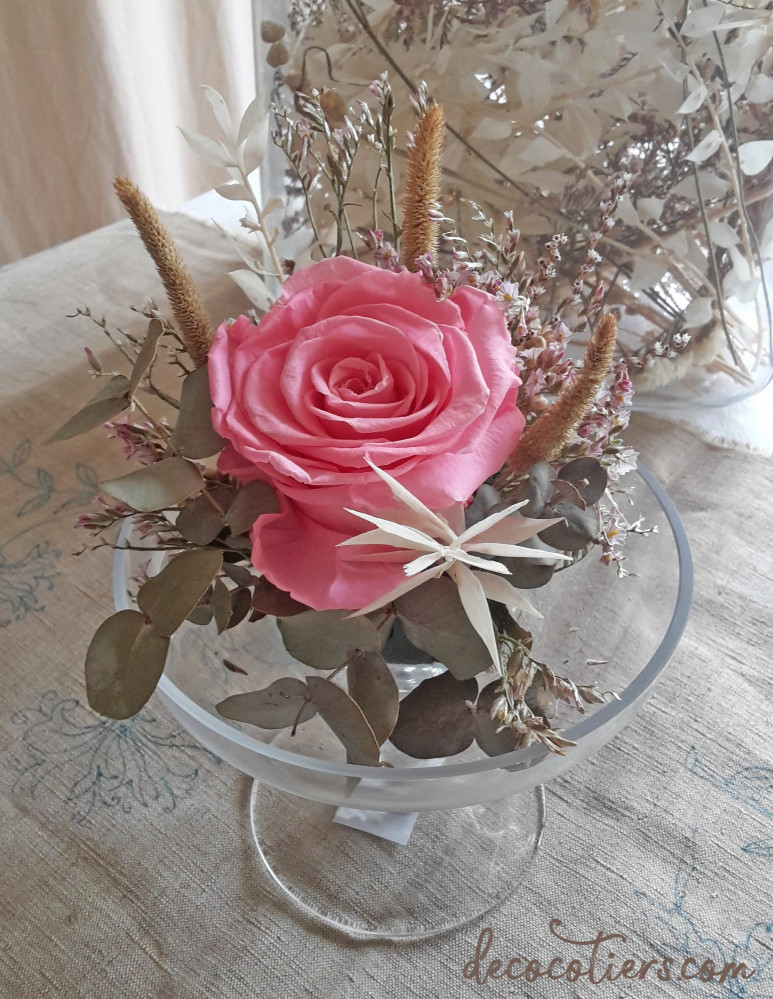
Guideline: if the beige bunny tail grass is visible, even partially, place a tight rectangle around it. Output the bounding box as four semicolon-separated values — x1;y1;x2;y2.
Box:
113;177;213;367
497;312;618;491
399;101;445;271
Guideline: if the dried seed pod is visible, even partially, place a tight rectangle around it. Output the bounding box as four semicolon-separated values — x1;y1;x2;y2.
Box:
260;19;285;43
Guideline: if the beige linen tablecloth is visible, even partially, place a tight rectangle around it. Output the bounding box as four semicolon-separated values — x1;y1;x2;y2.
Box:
1;215;771;999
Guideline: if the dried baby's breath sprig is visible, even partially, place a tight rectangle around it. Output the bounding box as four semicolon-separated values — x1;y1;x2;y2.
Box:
113;178;214;368
497;311;618;490
400;99;445;270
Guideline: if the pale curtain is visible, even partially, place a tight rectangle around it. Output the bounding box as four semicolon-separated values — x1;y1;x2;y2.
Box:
0;0;255;265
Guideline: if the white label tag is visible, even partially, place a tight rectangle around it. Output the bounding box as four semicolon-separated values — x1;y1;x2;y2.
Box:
332;758;444;845
332;806;418;845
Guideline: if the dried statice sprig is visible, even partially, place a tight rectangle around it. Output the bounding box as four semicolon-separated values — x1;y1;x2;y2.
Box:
105;418;171;467
113;178;214;368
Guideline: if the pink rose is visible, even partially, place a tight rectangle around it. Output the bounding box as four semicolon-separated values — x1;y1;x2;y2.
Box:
209;257;523;610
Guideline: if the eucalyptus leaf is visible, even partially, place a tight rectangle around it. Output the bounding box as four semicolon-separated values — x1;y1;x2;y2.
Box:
187;605;214;626
508;462;554;516
347;650;399;745
251;580;308;617
389;671;478;759
212;578;233;633
557;457;607;505
101;457;204;512
128;319;164;396
137;548;223;636
217;678;317;730
226;480;280;535
395;577;491;680
47;375;130;443
278;611;381;670
306;676;381;765
171;366;226;460
474;681;518;757
85;610;170;719
221;563;257;588
176;493;226;545
226;587;253;629
539;501;600;551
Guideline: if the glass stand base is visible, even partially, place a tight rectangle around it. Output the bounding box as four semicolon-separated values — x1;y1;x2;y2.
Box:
249;781;546;940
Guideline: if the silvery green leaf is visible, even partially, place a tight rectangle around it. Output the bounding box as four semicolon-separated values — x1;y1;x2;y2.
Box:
347;650;399;745
187;604;214;626
216;182;252;202
306;677;381;765
251;581;308;617
178;127;237;168
241;118;270;175
202;85;234;142
263;197;284;216
227;587;253;630
389;671;477;759
685;129;722;164
682;296;714;328
128;318;164;396
237;95;268;146
558;457;607;505
137;548;224;637
226;481;279;535
680;3;725;36
85;610;170;719
176;492;225;545
47;375;130;442
538;501;600;551
217;678;317;729
707;220;739;249
746;73;773;104
171;366;226;459
228;269;274;311
278;611;382;670
474;681;518;757
738;140;773;177
395;577;491;680
101;456;204;512
211;578;233;634
675;83;708;116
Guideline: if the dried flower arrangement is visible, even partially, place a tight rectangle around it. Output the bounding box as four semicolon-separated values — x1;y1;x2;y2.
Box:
56;79;652;764
262;0;773;398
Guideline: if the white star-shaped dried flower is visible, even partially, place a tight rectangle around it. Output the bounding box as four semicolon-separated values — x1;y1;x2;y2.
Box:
338;459;570;669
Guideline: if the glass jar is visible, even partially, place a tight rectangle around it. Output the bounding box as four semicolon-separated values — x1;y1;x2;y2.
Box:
254;0;773;408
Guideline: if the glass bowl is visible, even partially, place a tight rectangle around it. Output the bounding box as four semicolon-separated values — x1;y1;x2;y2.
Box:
113;464;692;938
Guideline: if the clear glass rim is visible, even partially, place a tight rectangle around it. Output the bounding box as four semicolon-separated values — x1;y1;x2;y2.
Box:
113;463;693;781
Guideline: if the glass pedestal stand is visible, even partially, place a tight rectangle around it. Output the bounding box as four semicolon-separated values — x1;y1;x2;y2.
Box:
249;779;545;941
249;717;546;940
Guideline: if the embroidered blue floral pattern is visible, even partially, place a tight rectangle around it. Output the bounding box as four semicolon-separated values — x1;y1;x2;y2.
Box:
686;746;773;859
7;690;218;823
635;831;773;997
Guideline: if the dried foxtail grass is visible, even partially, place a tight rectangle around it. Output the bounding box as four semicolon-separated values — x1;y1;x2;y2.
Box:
497;312;618;491
399;101;445;271
113;177;213;367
